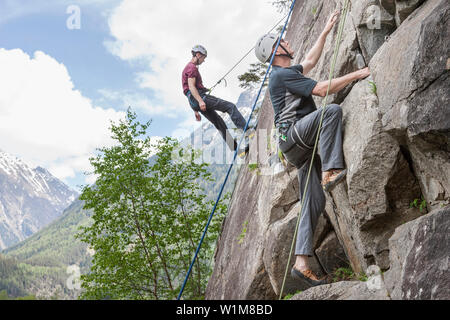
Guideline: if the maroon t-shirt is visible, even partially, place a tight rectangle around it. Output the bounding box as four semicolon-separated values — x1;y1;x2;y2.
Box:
182;62;206;95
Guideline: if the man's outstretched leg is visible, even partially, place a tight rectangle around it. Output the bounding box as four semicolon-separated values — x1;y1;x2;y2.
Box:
201;94;250;155
203;94;247;131
200;109;237;151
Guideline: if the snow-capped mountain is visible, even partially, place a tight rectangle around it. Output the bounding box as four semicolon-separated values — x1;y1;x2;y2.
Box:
0;150;79;250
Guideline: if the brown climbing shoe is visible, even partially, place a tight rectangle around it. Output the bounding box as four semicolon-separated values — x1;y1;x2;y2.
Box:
322;169;347;192
291;268;327;288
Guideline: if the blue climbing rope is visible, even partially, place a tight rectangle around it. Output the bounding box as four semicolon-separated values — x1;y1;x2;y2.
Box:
177;0;298;300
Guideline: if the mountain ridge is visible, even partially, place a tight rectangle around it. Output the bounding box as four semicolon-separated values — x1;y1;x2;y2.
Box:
0;149;79;250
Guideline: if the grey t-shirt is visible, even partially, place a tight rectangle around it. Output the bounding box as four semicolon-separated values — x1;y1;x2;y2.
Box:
269;64;318;127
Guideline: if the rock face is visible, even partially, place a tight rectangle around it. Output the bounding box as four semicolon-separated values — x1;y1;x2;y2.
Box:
206;0;449;300
291;207;449;300
291;265;390;300
291;280;389;300
351;0;397;62
384;206;450;300
314;231;349;275
394;0;426;26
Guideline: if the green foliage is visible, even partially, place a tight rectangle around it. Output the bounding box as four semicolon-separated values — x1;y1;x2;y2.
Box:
238;62;268;90
76;109;227;300
410;196;427;213
275;24;287;35
0;255;37;299
283;293;293;300
0;254;28;298
247;163;261;176
358;272;368;282
271;0;292;13
0;290;8;300
312;7;317;15
332;267;354;282
331;266;368;283
283;290;302;300
237;221;249;245
368;81;377;96
0;289;36;300
278;150;285;162
1;200;93;299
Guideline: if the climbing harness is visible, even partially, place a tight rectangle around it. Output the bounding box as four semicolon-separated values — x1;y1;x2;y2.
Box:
177;0;298;300
278;0;351;299
278;123;291;142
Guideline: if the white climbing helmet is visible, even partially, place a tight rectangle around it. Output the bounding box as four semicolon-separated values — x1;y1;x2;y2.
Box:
255;33;278;63
192;45;207;57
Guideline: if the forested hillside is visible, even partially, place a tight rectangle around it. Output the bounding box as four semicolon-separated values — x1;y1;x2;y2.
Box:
1;200;92;299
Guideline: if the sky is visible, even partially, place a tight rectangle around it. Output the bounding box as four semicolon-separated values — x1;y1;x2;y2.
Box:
0;0;284;191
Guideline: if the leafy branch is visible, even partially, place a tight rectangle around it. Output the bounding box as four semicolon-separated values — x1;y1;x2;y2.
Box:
76;108;227;300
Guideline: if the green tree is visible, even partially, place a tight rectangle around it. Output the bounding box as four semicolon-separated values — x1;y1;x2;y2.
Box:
76;109;227;300
271;0;292;13
0;290;9;300
238;62;269;89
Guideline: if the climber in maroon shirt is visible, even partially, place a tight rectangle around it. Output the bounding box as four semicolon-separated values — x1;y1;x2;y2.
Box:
182;45;248;153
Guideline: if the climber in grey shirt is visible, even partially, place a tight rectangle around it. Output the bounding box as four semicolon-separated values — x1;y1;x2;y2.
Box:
255;10;370;289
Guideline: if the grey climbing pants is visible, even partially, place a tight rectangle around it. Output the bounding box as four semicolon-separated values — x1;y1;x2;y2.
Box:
279;104;344;256
186;89;247;151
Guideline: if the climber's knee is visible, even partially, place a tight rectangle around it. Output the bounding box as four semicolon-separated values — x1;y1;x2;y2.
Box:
325;104;342;120
327;104;342;115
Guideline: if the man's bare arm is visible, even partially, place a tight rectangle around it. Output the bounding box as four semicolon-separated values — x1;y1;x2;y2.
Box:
301;10;339;75
301;33;327;75
312;67;370;97
188;78;206;111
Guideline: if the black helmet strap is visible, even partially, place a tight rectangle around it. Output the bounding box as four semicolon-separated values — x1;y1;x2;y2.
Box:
278;43;294;60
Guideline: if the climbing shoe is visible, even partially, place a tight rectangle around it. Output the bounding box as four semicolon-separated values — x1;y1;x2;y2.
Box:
291;268;327;288
322;169;347;192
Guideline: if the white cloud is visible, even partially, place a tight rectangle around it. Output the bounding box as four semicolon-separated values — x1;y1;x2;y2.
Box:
105;0;283;138
97;88;178;117
0;48;126;184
